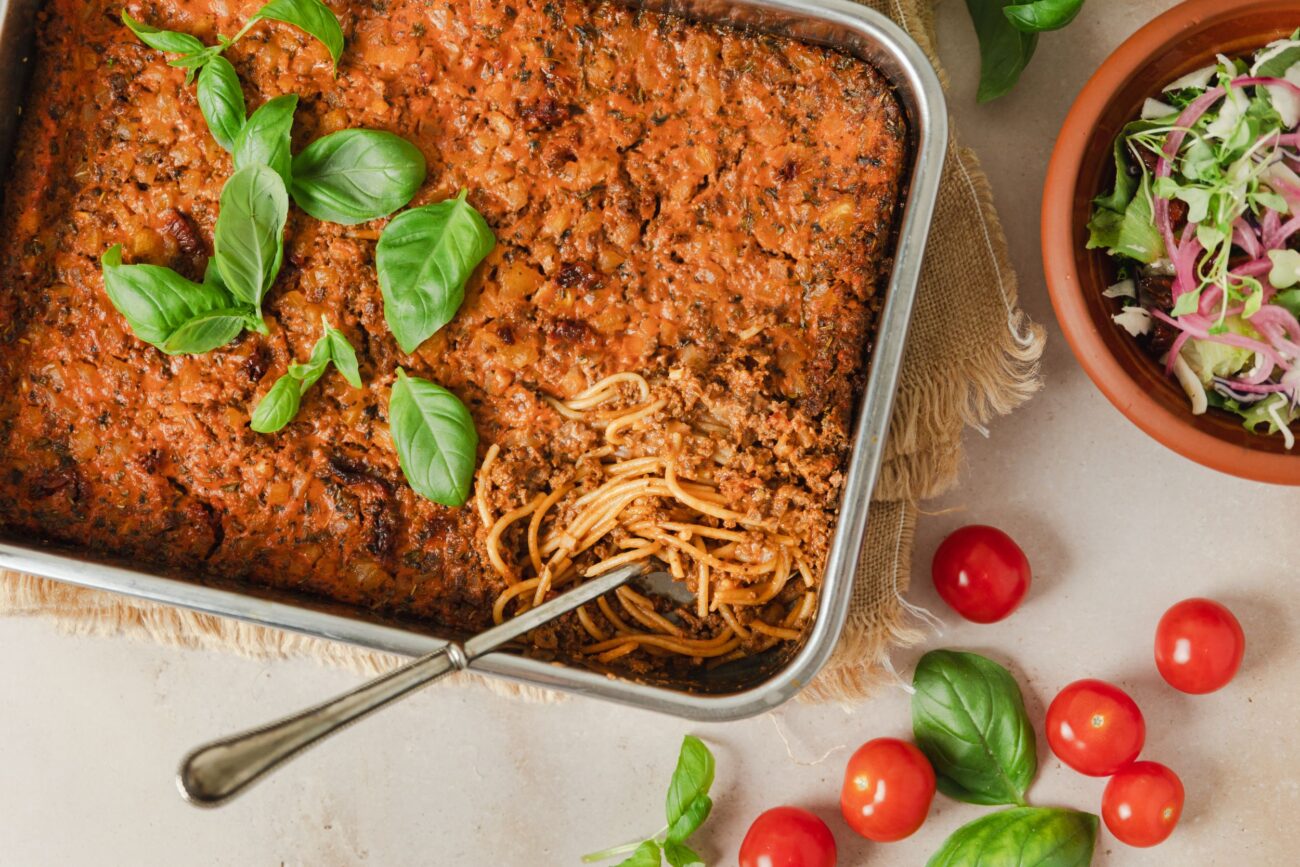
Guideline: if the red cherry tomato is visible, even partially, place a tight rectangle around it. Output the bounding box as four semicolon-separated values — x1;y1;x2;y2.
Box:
1154;598;1245;694
1046;679;1145;776
839;738;936;842
1102;761;1185;847
739;807;836;867
931;525;1031;623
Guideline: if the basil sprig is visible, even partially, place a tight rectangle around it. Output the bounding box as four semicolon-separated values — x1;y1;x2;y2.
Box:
214;164;289;322
251;318;361;433
388;369;479;507
376;190;495;354
912;649;1037;806
232;95;425;224
234;95;299;187
584;736;715;867
121;0;343;86
196;56;247;153
291;130;428;225
927;807;1098;867
101;246;254;355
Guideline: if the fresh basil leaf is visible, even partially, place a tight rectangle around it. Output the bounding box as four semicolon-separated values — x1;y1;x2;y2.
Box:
662;841;702;867
965;0;1038;103
214;164;289;315
665;736;715;829
202;257;269;334
162;308;250;354
288;332;334;389
927;807;1098;867
247;0;345;70
665;795;712;845
234;94;298;187
388;369;479;506
912;650;1036;807
253;319;361;434
290;130;427;225
614;841;662;867
376;190;495;354
121;11;206;57
323;319;363;388
101;245;245;355
250;374;304;433
197;56;247;153
1003;0;1085;33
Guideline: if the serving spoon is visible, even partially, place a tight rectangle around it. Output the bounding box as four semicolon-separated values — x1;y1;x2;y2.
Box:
178;562;652;806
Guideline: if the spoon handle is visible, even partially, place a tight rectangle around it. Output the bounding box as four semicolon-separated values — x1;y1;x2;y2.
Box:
178;642;468;806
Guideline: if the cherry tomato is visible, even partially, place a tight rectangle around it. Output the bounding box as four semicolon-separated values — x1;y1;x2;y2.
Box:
839;738;936;842
931;525;1031;623
1154;598;1245;694
738;807;836;867
1102;761;1185;847
1046;679;1145;776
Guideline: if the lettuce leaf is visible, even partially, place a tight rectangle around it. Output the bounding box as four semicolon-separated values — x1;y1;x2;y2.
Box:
1088;173;1165;263
1087;121;1167;264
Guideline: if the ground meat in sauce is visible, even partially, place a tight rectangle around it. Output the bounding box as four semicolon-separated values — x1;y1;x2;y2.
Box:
0;0;907;660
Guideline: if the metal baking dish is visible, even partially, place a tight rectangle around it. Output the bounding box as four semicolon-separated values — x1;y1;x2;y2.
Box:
0;0;944;720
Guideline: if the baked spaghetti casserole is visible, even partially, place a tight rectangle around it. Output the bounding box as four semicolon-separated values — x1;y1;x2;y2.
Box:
0;0;907;673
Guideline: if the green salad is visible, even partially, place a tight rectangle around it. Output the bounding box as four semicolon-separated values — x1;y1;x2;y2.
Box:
1090;33;1300;447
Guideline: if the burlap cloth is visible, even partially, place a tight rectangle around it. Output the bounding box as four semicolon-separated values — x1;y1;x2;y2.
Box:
0;0;1044;702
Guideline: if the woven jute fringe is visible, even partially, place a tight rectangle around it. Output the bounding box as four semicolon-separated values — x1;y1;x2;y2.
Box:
0;0;1044;705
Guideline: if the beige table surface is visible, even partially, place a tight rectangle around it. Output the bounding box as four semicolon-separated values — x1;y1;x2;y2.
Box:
2;1;1297;864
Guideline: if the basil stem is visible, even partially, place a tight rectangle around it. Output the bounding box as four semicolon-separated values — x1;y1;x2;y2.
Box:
196;56;247;153
214;164;289;320
291;129;427;225
233;95;298;187
376;190;495;354
324;321;363;387
912;650;1037;806
927;807;1098;867
665;736;715;831
387;369;478;506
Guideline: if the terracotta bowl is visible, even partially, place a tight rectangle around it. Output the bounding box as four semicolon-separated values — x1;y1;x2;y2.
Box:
1043;0;1300;484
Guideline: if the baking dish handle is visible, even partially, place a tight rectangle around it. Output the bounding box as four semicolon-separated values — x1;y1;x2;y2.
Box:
177;641;469;807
